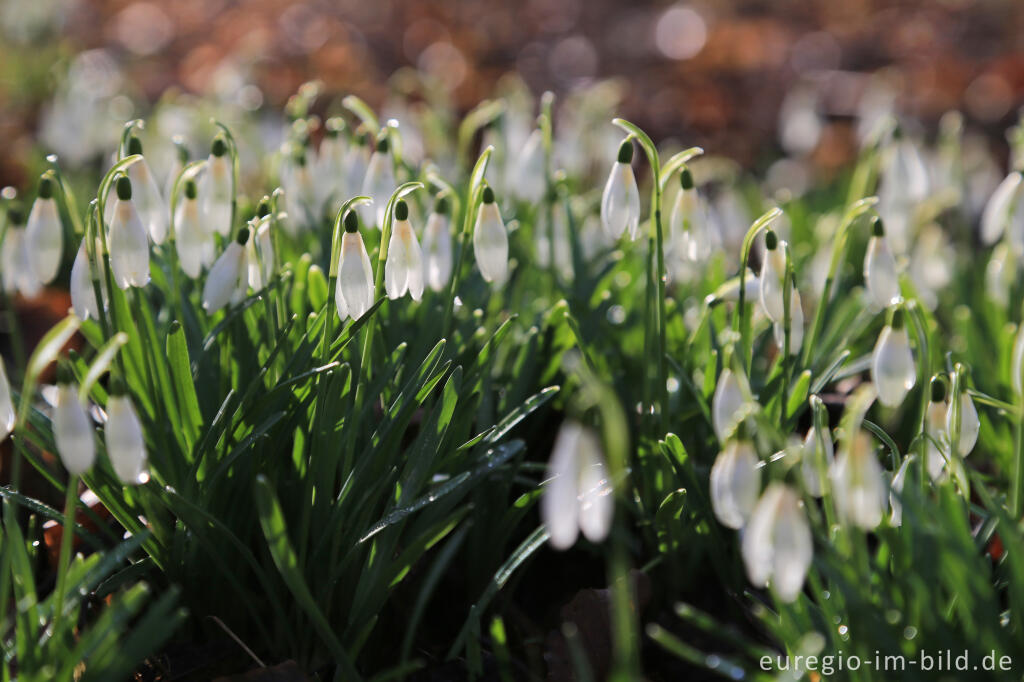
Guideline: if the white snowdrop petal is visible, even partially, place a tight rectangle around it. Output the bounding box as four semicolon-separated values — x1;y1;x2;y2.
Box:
473;203;509;284
106;395;148;485
947;392;980;457
741;484;781;588
70;241;105;321
577;440;614;544
202;243;246;312
770;488;812;603
864;236;901;309
759;246;786;323
600;163;640;240
0;358;14;437
422;213;452;291
541;422;583;550
130;160;168;244
384;220;424;301
981;171;1022;245
108;201;151;289
871;325;915;407
200;156;234;236
175;198;214;278
712;369;746;442
710;441;761;529
889;456;912;527
800;426;834;498
830;430;887;529
337;232;374;320
54;385;95;475
25;198;63;284
361;152;396;228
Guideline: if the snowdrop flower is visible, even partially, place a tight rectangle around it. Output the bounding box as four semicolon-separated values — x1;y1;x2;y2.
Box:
710;438;761;529
759;230;786;323
668;169;711;263
246;203;274;290
175;179;214;278
70;239;107;321
316;120;348;210
25;175;63;284
335;211;375;321
980;170;1023;246
871;307;915;407
540;421;613;550
889;455;913;527
53;364;95;475
1;209;41;298
801;423;834;497
124;136;168;244
105;380;147;485
361;137;396;229
863;216;900;309
712;367;748;442
985;241;1016;307
946;381;980;457
0;356;14;438
385;200;424;301
199;137;233;237
345;133;371;200
907;224;953;310
600;139;640;241
163;139;188;207
925;378;950;480
877;128;929;254
511;129;545;203
741;483;812;603
108;176;151;289
282;149;317;232
422;196;452;292
203;229;249;312
830;429;887;529
473;187;509;285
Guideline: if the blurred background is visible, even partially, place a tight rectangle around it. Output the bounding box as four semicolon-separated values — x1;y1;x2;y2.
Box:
3;0;1024;187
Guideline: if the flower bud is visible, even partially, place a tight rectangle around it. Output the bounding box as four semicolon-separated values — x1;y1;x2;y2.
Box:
540;421;613;550
600;140;641;240
871;308;915;407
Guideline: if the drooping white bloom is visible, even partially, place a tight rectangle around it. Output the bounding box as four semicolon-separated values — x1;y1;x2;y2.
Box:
600;140;641;241
282;151;317;233
871;309;915;407
316;122;348;211
473;187;509;285
105;389;147;485
421;198;452;292
0;357;14;438
540;421;613;550
759;232;786;323
980;170;1023;246
863;217;900;309
202;231;249;312
361;138;396;229
384;201;424;301
712;368;747;442
830;429;887;529
175;179;215;278
946;384;980;457
800;424;834;497
877;131;930;254
741;483;812;603
246;214;274;290
2;225;42;298
164;139;188;211
710;439;761;529
199;138;233;237
335;212;375;321
511;129;545;203
889;455;913;527
108;177;151;289
345;135;371;200
668;169;711;263
772;285;804;355
53;380;95;475
124;137;168;244
25;177;63;284
70;240;107;321
985;241;1016;307
907;223;953;310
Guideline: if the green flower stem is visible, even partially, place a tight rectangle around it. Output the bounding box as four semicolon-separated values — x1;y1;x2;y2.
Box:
51;474;79;651
734;207;783;373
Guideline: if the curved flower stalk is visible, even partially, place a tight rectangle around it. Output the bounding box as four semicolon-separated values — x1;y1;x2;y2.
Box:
472;186;509;285
175;179;215;278
202;229;250;313
600;139;641;241
124;135;168;244
105;379;148;485
384;200;424;301
871;307;916;408
925;378;950;480
421;195;452;292
710;437;761;529
25;175;63;284
946;379;980;457
53;364;95;476
70;239;108;320
801;423;834;497
336;210;375;321
199;137;233;237
0;357;14;438
759;230;786;323
108;176;151;289
540;420;614;550
246;212;274;290
712;366;751;442
361;137;396;229
863;216;901;309
980;170;1023;246
2;208;42;297
830;429;887;529
741;483;812;603
510;128;545;203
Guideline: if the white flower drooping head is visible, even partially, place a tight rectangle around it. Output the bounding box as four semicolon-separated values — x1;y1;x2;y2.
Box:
600;139;641;241
108;176;151;289
871;306;916;408
199;136;233;237
945;378;980;458
830;429;887;529
710;437;761;529
361;137;396;229
741;483;813;603
125;135;168;244
105;378;148;485
175;178;215;278
384;200;424;301
70;238;108;321
53;362;95;476
422;195;453;292
473;186;509;285
540;421;614;550
863;216;901;310
202;228;250;313
25;174;63;284
335;210;375;321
